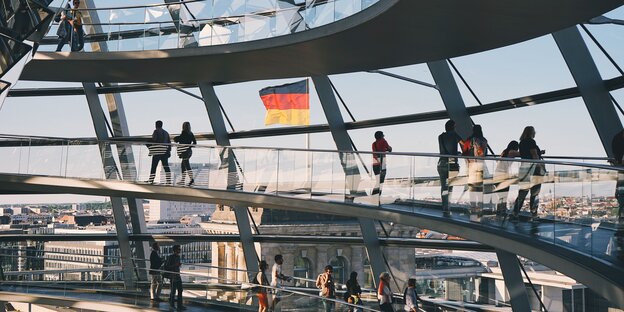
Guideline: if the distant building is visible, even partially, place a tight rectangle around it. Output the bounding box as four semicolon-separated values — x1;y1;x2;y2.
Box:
147;200;214;223
57;214;109;226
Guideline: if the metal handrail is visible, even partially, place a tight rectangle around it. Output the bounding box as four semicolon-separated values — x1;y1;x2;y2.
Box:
0;134;617;172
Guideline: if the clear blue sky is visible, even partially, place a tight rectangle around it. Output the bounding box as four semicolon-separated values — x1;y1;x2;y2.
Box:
0;2;623;203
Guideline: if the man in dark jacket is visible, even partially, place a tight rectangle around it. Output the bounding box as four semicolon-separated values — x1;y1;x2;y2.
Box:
147;120;172;184
166;245;184;310
149;242;163;301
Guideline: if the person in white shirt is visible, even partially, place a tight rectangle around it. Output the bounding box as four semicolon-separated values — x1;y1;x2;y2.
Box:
270;254;291;311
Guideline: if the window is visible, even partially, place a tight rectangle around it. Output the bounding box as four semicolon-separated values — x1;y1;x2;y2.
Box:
330;256;347;285
293;256;312;287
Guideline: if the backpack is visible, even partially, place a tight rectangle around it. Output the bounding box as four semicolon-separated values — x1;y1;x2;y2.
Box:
343;289;351;302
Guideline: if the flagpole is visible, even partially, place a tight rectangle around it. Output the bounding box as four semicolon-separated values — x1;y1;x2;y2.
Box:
306;79;312;193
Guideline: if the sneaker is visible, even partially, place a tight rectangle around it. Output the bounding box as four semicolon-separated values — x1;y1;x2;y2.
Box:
188;179;194;187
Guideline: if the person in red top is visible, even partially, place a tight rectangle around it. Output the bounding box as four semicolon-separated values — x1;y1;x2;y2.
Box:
372;131;392;195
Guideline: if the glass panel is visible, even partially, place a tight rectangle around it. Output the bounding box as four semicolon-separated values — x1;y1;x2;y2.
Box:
335;0;361;21
213;0;245;18
244;14;271;41
305;0;335;28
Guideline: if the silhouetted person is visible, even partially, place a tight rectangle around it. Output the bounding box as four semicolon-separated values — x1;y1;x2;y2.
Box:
463;124;487;220
165;245;184;310
174;121;197;186
255;260;270;312
611;131;624;262
611;130;624;227
372;131;392;195
147;120;172;184
494;141;520;216
149;242;163;301
345;271;363;312
316;265;336;312
438;120;463;216
69;0;84;52
55;1;72;51
512;126;546;223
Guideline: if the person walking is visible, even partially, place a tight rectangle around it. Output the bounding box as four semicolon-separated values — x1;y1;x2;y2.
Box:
345;271;363;312
147;120;172;184
372;131;392;195
512;126;546;223
255;260;270;312
69;0;84;52
403;278;420;312
437;120;463;216
316;265;336;312
270;254;291;311
462;125;488;220
55;1;73;51
377;272;394;312
173;121;197;186
165;245;184;310
149;242;164;302
493;141;520;216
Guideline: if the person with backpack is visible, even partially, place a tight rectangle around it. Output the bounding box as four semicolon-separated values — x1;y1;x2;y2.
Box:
254;260;270;312
403;278;420;312
55;0;73;51
316;265;336;312
462;125;488;220
437;120;463;216
345;271;363;312
164;245;184;310
149;242;164;301
372;131;392;195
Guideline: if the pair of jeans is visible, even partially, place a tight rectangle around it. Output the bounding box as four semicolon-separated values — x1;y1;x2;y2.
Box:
322;299;335;312
169;276;183;307
150;274;162;299
71;27;84;51
149;154;171;184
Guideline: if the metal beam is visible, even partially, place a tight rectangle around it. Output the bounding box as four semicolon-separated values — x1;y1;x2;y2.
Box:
495;249;531;312
311;75;388;289
427;60;473;139
553;26;623;158
198;82;259;278
83;82;137;289
82;0;149;279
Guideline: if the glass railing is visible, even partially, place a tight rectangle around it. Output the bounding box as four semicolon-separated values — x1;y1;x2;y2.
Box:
0;136;622;270
40;0;381;52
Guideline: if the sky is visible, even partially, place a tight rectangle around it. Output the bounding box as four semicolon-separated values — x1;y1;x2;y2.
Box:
0;1;623;203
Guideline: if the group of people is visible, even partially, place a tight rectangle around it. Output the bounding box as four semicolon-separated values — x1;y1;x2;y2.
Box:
56;0;84;52
253;255;419;312
434;121;547;222
435;121;546;221
149;243;185;310
146;120;197;186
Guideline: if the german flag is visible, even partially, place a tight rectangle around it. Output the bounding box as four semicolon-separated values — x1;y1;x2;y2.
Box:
259;79;310;126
